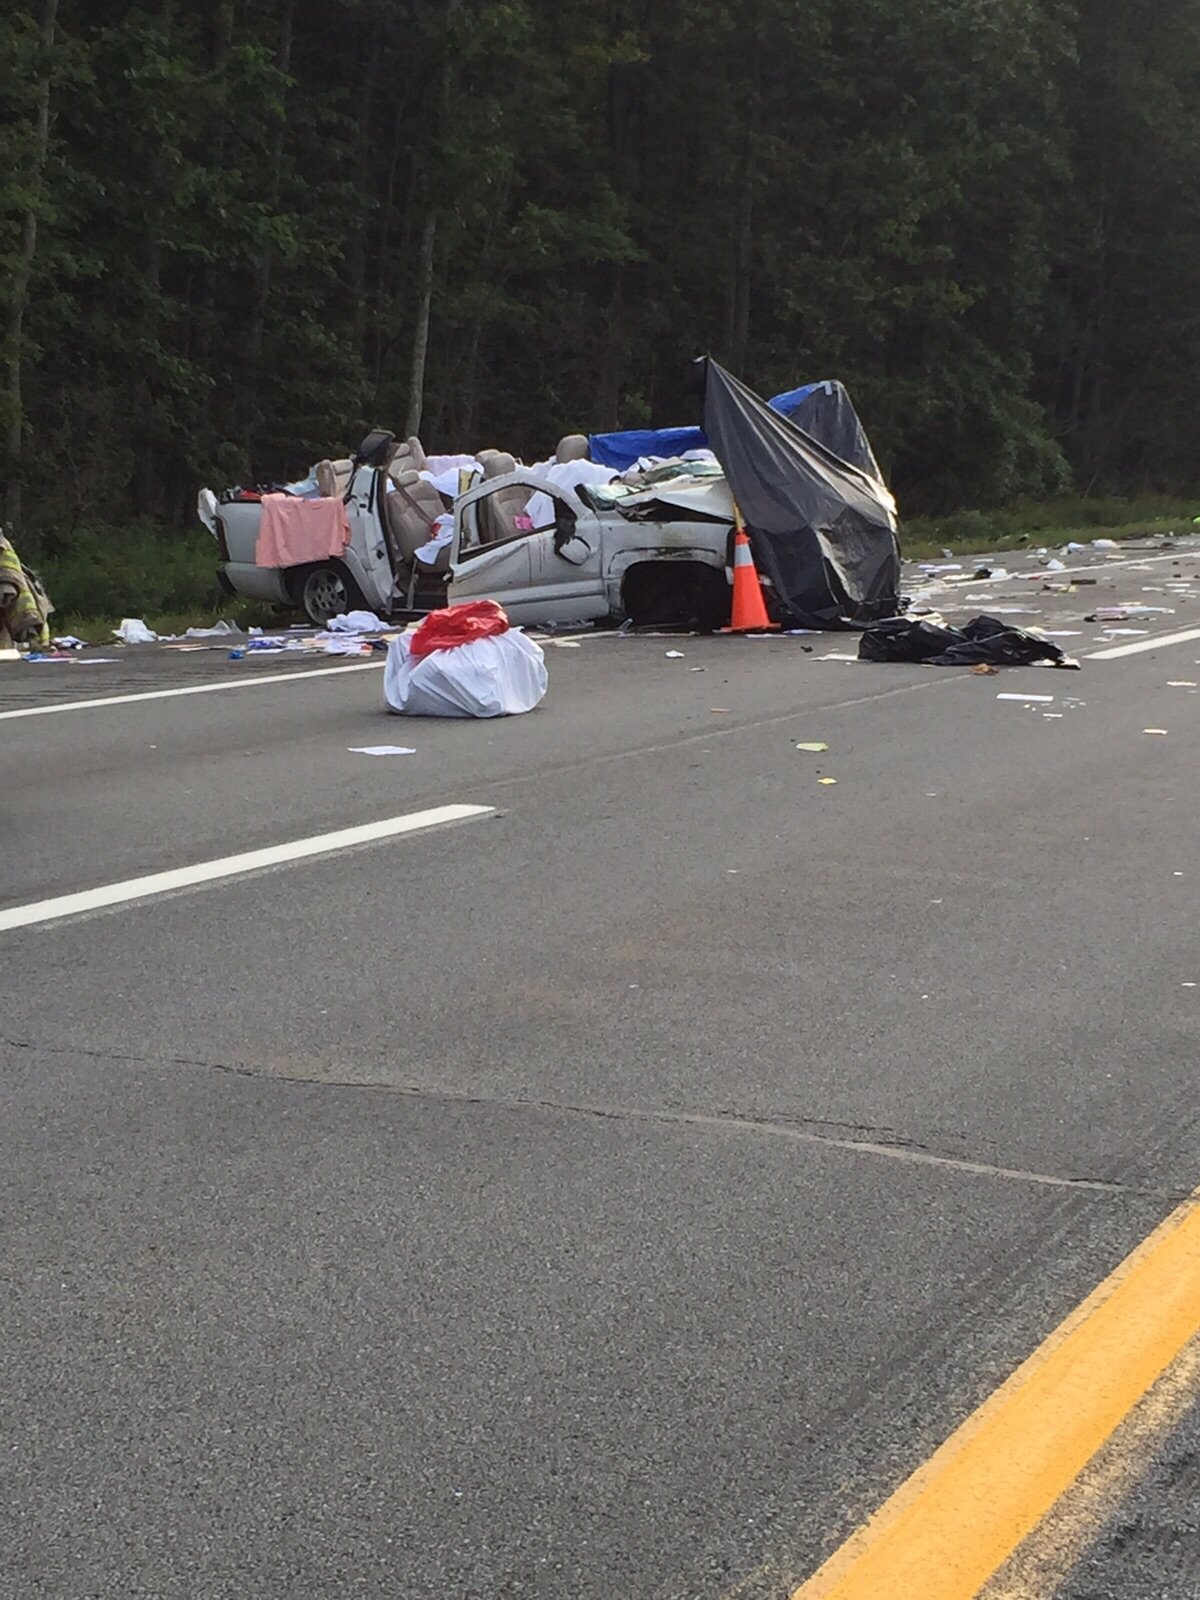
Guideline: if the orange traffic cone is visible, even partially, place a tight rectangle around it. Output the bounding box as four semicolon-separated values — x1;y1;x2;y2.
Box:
726;528;777;632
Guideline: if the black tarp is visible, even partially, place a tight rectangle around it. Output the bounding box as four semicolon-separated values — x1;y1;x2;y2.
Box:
699;358;901;628
778;380;885;484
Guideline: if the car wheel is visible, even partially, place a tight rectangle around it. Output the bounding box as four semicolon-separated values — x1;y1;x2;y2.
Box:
300;564;355;626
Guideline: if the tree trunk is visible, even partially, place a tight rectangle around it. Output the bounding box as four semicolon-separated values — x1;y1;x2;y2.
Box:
596;266;625;430
244;0;294;465
3;0;58;536
405;213;437;439
348;29;378;367
403;0;460;441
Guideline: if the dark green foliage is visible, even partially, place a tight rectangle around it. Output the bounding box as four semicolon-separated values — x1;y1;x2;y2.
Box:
3;0;1199;560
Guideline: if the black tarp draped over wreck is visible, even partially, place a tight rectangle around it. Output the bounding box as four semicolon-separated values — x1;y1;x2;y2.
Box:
699;358;901;628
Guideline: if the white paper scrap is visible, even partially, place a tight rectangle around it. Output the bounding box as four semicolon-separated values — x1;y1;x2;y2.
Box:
348;745;417;756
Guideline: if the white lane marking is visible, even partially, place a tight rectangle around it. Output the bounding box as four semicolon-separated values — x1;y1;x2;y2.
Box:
0;660;384;721
0;804;493;932
1087;626;1200;660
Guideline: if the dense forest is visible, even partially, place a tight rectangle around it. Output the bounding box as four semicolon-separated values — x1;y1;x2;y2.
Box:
3;0;1200;553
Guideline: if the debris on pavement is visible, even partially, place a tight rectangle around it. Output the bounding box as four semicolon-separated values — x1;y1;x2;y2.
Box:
1143;728;1169;736
997;692;1055;703
665;649;686;659
795;741;829;752
384;600;547;718
113;617;159;644
327;610;390;633
348;745;417;756
1089;605;1174;621
817;776;838;785
971;663;999;675
859;614;1076;669
183;620;240;638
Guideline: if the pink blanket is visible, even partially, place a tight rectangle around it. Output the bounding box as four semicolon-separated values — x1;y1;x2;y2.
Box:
255;494;351;569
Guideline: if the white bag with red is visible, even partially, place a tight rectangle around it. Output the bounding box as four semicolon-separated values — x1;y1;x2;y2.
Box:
384;601;548;718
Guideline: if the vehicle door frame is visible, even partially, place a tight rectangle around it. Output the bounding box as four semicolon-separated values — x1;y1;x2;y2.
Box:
449;469;607;622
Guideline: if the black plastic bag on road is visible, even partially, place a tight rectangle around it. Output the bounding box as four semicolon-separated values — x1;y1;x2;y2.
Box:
859;613;1072;668
857;617;964;663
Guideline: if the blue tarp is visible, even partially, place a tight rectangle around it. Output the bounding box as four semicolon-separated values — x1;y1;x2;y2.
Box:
589;383;823;470
589;425;708;470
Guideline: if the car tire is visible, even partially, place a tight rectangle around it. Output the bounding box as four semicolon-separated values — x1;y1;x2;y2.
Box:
298;563;362;626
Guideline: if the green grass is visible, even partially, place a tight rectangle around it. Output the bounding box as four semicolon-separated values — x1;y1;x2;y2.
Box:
27;518;289;640
23;495;1200;638
901;494;1199;560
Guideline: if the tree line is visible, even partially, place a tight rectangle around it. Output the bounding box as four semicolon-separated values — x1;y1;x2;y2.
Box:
3;0;1199;548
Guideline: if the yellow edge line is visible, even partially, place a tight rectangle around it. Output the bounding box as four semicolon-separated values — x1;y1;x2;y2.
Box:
791;1188;1200;1600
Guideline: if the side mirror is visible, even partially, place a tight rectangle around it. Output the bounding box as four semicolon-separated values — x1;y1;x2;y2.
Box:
553;501;592;564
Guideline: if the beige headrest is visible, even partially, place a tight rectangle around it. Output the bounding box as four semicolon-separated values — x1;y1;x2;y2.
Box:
556;434;589;463
483;451;517;479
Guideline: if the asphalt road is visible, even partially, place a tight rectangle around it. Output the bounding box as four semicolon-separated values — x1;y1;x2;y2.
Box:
3;542;1199;1598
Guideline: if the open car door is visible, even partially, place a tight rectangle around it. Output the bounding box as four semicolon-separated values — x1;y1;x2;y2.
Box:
448;470;608;625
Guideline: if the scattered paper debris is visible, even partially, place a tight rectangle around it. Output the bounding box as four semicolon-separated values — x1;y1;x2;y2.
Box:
817;776;838;786
997;692;1055;703
665;649;686;659
348;745;417;756
1143;728;1169;736
795;741;829;752
1167;681;1197;688
971;663;999;676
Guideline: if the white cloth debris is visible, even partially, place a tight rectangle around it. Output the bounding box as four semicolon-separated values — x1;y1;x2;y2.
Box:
184;620;238;638
420;460;482;497
384;629;548;718
424;453;483;477
524;461;618;530
327;610;388;633
113;618;158;644
415;513;455;566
